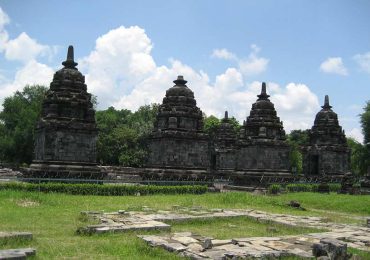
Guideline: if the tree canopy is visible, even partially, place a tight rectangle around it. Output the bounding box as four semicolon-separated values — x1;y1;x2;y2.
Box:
0;85;47;164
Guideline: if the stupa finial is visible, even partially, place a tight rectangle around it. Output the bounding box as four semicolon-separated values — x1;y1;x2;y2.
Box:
322;95;332;109
62;45;78;69
262;82;267;95
224;111;228;120
257;82;270;100
173;75;187;86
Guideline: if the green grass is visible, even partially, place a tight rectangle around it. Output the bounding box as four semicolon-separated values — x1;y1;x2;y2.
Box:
170;217;322;239
0;190;369;259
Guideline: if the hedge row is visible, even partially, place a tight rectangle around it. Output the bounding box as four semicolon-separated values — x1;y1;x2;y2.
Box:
268;183;341;194
0;182;208;196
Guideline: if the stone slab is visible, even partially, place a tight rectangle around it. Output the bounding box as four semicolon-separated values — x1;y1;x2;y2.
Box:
0;232;32;241
80;207;370;258
0;248;35;260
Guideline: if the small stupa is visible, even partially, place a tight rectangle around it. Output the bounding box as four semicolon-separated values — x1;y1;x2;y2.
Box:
302;95;350;176
146;76;209;169
28;46;102;179
237;82;290;173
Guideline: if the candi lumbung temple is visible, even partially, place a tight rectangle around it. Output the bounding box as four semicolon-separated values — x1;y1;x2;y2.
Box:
25;46;352;184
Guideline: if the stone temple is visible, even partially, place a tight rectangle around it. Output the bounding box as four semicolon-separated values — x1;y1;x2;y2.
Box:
146;76;209;169
28;46;101;179
212;111;238;171
147;80;292;182
236;83;290;175
302;95;350;176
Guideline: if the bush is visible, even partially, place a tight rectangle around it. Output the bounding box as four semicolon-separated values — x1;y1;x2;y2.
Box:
268;184;281;194
285;183;341;193
0;182;208;196
328;183;341;192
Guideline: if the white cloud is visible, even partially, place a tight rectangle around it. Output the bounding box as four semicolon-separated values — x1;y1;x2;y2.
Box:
271;83;320;131
211;48;236;60
320;57;348;76
347;128;364;143
0;7;9;52
4;32;52;62
78;26;319;133
353;52;370;75
0;7;56;107
79;26;156;108
0;7;57;62
0;60;54;106
238;44;269;76
0;7;9;29
0;21;321;134
211;44;269;77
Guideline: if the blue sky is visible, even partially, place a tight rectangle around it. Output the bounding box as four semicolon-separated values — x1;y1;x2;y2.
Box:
0;0;369;142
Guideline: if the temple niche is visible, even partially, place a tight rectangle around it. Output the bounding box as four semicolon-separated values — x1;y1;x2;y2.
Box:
28;46;101;179
212;111;237;171
302;95;350;176
146;76;209;169
236;82;290;174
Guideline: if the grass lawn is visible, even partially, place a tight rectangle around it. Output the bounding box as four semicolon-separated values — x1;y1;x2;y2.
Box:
0;190;369;259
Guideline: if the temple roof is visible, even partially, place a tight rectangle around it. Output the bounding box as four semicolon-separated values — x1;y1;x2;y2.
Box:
309;95;347;146
214;111;237;145
165;75;195;99
240;82;286;142
62;45;78;69
38;45;96;125
152;76;205;134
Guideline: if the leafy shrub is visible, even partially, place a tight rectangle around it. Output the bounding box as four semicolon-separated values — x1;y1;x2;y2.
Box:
268;184;281;194
0;182;207;196
285;183;341;193
328;183;341;192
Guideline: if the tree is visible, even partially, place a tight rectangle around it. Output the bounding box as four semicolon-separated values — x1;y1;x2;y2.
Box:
286;130;309;174
203;115;221;137
95;104;159;166
347;137;368;175
360;101;370;144
0;85;47;164
228;117;241;132
359;100;370;174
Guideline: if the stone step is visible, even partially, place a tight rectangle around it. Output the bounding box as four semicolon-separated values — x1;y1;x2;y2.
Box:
0;232;32;241
0;248;35;259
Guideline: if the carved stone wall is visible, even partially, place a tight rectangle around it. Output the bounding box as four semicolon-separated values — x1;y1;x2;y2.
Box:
147;137;209;168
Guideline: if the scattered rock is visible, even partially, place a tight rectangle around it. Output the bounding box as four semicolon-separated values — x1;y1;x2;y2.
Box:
161;242;187;252
313;238;350;260
288;200;301;208
171;235;198;245
0;232;33;241
211;239;232;246
202;238;213;249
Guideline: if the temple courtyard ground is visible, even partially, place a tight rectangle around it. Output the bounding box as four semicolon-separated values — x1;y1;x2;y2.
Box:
0;190;369;259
